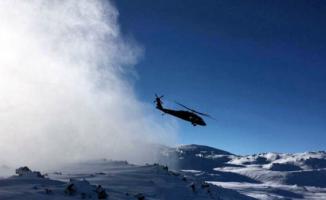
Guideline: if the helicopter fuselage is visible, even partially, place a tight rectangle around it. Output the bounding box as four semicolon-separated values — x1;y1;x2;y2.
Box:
157;107;206;126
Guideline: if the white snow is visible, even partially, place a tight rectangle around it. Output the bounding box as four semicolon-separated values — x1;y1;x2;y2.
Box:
160;144;326;199
0;161;254;200
0;144;325;199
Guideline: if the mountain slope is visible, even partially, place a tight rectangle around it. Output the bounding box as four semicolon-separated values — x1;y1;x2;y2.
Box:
158;144;326;200
0;160;255;200
0;144;325;199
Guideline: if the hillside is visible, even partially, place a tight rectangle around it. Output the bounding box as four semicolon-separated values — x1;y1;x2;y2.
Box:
0;144;325;199
159;145;326;199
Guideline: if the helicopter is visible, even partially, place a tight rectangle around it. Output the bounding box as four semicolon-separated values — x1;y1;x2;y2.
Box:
154;94;213;126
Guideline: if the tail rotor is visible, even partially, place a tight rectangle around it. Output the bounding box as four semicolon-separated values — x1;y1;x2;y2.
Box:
154;94;164;109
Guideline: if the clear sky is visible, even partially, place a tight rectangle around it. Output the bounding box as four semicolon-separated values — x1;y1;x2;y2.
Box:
113;0;326;154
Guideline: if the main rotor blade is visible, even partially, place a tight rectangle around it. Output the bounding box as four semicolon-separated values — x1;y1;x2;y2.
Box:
154;94;164;104
175;101;201;113
155;94;164;99
175;101;215;119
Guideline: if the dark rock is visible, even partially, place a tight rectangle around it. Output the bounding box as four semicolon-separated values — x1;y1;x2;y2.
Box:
65;183;76;195
190;182;196;192
96;185;108;199
15;166;44;178
201;182;210;188
134;193;145;200
45;188;52;194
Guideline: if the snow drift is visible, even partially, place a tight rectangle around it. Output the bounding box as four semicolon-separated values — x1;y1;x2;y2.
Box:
0;0;176;170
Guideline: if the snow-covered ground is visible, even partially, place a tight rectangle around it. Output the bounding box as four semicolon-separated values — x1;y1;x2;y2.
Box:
0;144;325;199
0;160;253;200
159;144;326;200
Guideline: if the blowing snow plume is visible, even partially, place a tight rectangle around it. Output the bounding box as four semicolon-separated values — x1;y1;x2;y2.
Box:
0;0;176;170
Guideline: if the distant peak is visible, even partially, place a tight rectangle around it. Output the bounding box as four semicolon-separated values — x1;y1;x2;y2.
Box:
177;144;233;155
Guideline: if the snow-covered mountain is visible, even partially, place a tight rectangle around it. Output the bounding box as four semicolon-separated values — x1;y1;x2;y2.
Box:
158;144;326;199
0;160;254;200
0;144;325;199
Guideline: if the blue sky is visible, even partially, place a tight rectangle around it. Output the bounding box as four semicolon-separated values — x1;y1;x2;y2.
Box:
113;0;326;154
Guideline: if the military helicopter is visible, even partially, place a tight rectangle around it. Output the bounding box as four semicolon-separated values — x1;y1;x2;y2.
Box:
154;94;214;126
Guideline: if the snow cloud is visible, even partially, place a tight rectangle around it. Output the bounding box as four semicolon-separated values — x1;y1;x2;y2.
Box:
0;0;176;170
